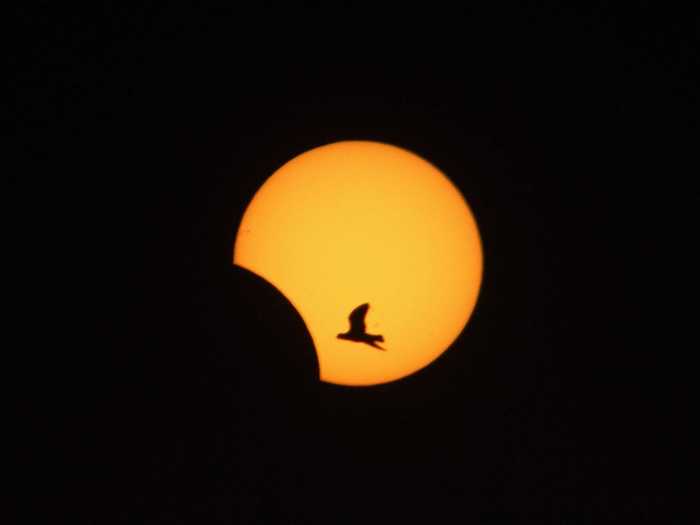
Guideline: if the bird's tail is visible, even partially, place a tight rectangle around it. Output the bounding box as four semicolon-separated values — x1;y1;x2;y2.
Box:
373;335;384;342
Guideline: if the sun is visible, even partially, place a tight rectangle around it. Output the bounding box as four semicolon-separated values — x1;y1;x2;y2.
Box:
234;141;483;386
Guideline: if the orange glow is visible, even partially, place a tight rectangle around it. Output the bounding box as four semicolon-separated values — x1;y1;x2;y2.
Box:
234;141;483;386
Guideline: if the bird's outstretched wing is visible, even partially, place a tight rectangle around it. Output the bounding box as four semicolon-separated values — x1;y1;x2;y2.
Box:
348;303;369;333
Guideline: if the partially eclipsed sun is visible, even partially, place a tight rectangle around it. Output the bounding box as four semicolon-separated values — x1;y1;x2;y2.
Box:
234;141;483;386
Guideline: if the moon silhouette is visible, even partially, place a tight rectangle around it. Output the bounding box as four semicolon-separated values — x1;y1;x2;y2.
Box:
234;141;483;386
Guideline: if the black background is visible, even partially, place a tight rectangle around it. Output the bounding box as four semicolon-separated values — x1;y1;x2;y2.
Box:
13;5;696;523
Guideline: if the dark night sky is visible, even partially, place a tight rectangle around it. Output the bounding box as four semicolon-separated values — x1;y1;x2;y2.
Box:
13;5;696;523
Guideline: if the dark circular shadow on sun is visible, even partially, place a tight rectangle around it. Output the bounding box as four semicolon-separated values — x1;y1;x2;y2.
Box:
196;265;322;522
215;265;320;390
176;266;319;523
74;265;321;523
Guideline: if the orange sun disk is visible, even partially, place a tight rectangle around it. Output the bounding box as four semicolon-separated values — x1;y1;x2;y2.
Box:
234;141;483;386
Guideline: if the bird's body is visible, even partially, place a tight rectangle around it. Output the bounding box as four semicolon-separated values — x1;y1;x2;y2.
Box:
337;303;385;350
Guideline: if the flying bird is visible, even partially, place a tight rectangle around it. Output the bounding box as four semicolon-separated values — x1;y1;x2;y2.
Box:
337;303;385;350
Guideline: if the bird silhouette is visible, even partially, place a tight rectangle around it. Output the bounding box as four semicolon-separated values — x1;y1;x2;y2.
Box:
337;303;385;350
